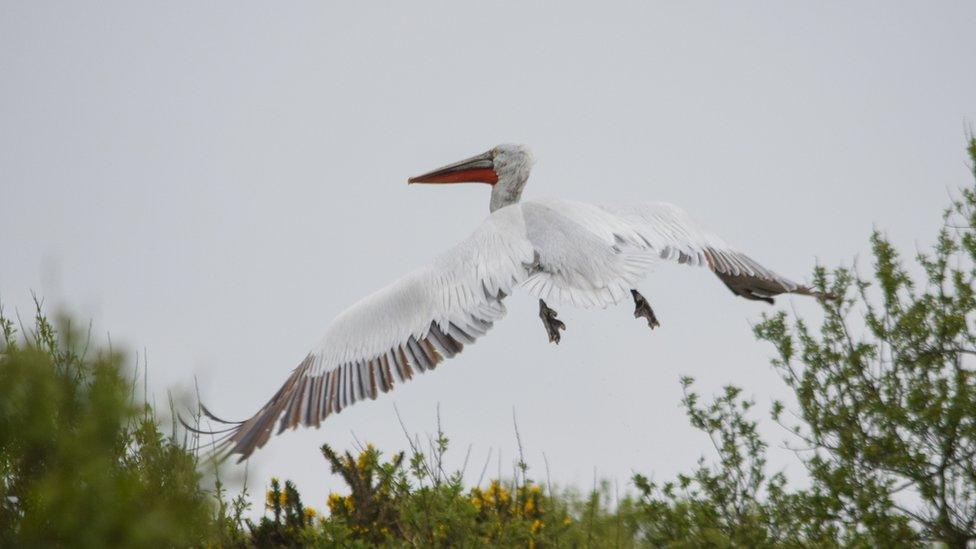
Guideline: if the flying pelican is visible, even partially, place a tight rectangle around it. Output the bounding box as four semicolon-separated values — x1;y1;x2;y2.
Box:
194;143;831;461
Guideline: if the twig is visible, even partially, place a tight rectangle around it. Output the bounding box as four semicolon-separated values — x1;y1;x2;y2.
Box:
393;404;435;482
350;430;365;453
477;447;493;488
543;452;554;499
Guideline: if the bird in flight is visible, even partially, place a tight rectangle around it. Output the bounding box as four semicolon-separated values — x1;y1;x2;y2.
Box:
192;143;831;461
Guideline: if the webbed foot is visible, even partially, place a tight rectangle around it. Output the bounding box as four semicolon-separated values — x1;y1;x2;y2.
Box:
538;299;566;344
631;289;660;329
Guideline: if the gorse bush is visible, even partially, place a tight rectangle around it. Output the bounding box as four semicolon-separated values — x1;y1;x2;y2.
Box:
249;433;635;547
1;137;975;547
321;443;404;542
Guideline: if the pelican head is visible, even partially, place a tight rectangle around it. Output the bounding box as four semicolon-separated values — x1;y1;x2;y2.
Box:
408;143;534;212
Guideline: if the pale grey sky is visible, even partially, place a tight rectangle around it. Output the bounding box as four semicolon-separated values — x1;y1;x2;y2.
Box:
2;1;975;511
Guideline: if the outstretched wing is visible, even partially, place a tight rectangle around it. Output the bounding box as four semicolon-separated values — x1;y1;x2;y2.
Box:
196;206;535;461
600;201;827;303
519;198;827;307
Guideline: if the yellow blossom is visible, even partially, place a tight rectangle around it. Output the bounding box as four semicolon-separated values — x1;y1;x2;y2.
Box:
327;493;344;514
357;444;375;470
485;480;511;507
470;490;484;510
531;519;544;534
304;506;317;521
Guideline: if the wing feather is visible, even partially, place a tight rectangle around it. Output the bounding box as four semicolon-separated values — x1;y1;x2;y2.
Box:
196;206;533;461
603;201;830;303
519;198;829;308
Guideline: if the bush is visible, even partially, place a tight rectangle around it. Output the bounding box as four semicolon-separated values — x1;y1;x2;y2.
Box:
751;134;976;547
0;301;215;547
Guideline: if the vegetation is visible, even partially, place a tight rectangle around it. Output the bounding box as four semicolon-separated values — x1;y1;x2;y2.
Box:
1;137;975;546
750;135;976;547
0;301;214;547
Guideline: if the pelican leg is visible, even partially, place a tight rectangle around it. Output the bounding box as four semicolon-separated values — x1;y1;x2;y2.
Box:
538;299;566;344
631;289;660;329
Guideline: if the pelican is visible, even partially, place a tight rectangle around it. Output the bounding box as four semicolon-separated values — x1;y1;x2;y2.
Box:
195;143;831;460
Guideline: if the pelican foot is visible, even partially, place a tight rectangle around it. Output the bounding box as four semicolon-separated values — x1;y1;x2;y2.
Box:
631;289;660;329
538;299;566;344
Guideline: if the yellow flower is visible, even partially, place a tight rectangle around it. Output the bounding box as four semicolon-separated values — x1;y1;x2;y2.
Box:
304;506;317;521
356;443;377;471
485;480;511;507
563;516;573;526
531;519;544;534
524;498;535;514
265;490;276;509
470;489;484;510
327;493;344;514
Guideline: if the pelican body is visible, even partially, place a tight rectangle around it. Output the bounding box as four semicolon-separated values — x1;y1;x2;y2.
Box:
197;144;829;460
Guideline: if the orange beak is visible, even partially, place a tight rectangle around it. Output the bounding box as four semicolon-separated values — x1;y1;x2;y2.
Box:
407;150;498;185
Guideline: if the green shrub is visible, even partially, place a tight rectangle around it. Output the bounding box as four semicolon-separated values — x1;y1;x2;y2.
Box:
0;301;215;547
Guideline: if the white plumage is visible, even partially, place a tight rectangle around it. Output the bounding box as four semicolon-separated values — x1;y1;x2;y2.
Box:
195;144;828;460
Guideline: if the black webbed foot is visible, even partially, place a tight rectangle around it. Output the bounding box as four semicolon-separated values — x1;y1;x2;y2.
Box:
538;299;566;344
631;289;660;329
